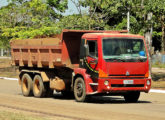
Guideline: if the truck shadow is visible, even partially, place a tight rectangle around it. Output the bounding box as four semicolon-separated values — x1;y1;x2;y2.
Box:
52;94;151;104
86;96;151;104
52;93;74;100
17;92;151;104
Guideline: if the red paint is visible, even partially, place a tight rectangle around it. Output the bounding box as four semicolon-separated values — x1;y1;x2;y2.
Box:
97;78;151;93
80;32;151;94
74;68;94;94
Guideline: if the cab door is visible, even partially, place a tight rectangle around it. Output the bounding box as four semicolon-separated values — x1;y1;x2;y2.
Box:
79;39;99;78
86;40;98;70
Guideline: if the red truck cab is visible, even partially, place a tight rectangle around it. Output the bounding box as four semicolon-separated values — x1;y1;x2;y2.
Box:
73;32;151;102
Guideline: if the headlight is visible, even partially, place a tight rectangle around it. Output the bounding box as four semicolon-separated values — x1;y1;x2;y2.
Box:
147;80;150;86
104;80;109;86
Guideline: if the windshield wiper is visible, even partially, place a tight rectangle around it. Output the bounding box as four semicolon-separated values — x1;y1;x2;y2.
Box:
105;57;125;62
124;56;147;62
136;56;147;62
105;56;147;62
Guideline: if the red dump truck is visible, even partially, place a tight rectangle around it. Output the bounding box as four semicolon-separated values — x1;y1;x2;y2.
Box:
10;29;151;102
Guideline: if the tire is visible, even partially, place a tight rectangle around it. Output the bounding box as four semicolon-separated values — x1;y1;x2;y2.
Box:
74;77;88;102
21;73;33;97
33;75;46;98
124;91;140;103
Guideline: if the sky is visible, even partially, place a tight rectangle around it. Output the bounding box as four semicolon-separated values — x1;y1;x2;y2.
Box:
0;0;88;15
0;0;8;7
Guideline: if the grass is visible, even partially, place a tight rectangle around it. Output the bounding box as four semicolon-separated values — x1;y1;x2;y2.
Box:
151;80;165;89
151;71;165;89
0;58;19;78
0;111;48;120
152;63;165;68
0;58;12;68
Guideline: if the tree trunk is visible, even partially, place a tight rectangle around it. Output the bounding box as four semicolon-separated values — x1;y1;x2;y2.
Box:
1;48;4;56
145;32;152;72
145;12;153;73
161;15;165;53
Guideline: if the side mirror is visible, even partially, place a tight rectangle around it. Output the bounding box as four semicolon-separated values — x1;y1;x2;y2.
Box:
84;44;89;56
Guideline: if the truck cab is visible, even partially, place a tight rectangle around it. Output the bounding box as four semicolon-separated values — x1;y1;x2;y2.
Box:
73;33;151;102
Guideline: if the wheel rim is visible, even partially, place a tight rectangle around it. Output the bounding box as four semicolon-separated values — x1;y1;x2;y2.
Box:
76;81;83;97
34;79;40;94
22;78;28;92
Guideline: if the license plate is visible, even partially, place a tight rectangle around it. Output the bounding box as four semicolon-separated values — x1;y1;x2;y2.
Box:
123;80;134;84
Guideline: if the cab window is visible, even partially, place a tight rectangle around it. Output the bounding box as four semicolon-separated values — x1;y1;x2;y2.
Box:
87;40;98;58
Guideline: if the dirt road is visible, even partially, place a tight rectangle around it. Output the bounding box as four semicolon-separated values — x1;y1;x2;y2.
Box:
0;79;165;120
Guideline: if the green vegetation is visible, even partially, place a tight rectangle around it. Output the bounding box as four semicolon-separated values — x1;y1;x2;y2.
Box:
152;80;165;89
0;0;165;52
0;111;48;120
152;63;165;68
0;0;67;47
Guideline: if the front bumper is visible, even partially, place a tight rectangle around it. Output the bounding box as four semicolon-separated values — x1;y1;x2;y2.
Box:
97;78;151;93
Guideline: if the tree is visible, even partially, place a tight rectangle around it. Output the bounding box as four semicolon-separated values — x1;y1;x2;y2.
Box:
80;0;165;52
80;0;136;30
57;14;105;30
145;0;165;52
0;0;165;52
0;0;68;48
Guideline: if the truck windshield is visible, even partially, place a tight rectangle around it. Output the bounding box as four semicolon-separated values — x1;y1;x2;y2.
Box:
103;38;147;62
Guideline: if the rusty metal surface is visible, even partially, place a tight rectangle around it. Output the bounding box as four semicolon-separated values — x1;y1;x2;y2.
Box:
10;38;61;46
11;45;62;68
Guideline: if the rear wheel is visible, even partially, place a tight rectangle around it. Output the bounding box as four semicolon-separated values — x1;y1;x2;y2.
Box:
74;77;88;102
33;75;46;98
124;91;140;103
21;73;33;96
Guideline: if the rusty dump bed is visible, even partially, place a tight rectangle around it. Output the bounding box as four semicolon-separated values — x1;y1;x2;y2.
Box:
10;29;127;69
10;37;62;68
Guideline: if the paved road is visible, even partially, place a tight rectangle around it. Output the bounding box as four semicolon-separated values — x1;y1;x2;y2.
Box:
0;79;165;120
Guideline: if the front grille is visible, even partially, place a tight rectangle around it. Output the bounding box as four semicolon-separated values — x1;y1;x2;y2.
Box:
109;77;145;79
111;84;144;87
108;74;145;79
109;74;145;76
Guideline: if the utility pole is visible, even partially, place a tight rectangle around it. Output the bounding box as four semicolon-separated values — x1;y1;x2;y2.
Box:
145;12;153;73
127;11;130;33
145;12;153;53
1;48;3;56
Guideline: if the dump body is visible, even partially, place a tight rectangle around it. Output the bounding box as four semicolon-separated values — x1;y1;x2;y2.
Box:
11;37;63;68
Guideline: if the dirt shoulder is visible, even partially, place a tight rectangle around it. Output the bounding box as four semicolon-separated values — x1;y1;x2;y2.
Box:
0;58;19;78
152;67;165;89
152;67;165;74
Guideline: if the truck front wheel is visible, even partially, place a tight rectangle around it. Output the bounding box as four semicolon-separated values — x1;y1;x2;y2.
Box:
21;73;33;96
124;91;140;103
74;77;88;102
33;75;46;98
